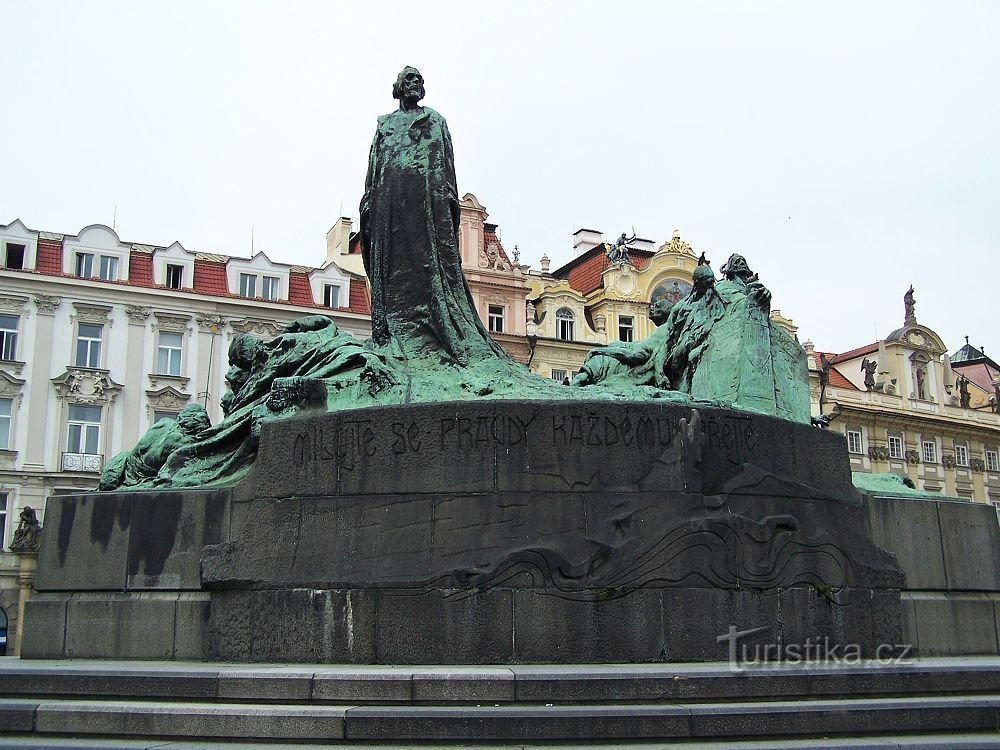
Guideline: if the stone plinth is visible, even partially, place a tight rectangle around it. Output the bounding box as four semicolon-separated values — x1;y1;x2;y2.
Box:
200;401;903;664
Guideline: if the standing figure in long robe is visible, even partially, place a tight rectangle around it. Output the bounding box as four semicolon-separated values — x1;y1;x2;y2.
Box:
360;66;506;365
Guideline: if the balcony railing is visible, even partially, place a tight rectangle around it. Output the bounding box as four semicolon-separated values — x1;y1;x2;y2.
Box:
61;452;103;473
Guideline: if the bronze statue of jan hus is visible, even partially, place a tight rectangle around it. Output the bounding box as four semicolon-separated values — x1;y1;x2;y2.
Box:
360;66;506;365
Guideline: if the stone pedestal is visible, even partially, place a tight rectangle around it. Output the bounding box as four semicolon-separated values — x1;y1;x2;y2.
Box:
201;401;903;664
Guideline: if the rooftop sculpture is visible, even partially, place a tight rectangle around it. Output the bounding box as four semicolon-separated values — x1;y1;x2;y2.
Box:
98;67;810;491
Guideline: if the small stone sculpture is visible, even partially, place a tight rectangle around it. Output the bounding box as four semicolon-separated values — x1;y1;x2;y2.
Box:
904;285;917;326
959;376;971;408
861;358;877;391
9;506;41;553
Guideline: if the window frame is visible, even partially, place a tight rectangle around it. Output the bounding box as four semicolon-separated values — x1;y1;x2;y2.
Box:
0;491;7;551
74;323;104;369
98;254;119;281
550;369;567;383
3;242;25;270
323;284;341;309
887;433;904;460
165;264;184;289
0;314;18;361
261;275;280;302
75;252;94;278
921;439;938;464
0;397;12;450
488;304;505;333
846;428;863;455
156;331;184;376
556;308;575;341
153;410;179;424
239;273;257;298
954;442;970;468
618;315;634;343
66;404;103;455
986;449;999;473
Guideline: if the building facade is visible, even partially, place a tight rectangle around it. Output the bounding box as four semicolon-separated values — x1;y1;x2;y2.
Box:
807;294;1000;503
0;218;372;652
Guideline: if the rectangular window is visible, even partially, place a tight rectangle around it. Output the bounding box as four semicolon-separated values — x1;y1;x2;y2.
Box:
0;397;11;450
550;369;567;383
557;318;574;341
98;255;118;281
66;404;102;455
166;264;184;289
846;428;863;455
261;275;279;301
4;243;25;270
488;305;505;333
239;273;257;298
888;434;904;460
0;492;6;550
323;284;341;308
987;449;1000;473
153;410;178;424
619;315;634;342
922;439;937;464
954;443;969;467
75;323;103;368
75;252;94;278
0;314;17;361
156;332;183;376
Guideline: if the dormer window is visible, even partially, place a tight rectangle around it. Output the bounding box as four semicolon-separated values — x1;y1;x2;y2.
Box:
166;264;184;289
99;255;118;281
239;273;257;298
3;243;24;270
75;253;94;278
323;284;341;308
556;308;575;341
261;275;280;302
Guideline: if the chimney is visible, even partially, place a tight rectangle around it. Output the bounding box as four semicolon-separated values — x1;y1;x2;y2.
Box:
326;217;353;264
572;228;604;256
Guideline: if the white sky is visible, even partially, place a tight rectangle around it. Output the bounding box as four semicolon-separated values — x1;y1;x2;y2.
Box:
2;1;997;356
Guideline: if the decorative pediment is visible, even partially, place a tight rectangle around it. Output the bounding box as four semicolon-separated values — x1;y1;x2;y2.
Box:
0;294;28;315
145;385;191;412
51;369;123;404
153;312;192;333
230;318;282;339
0;370;25;399
656;231;696;257
71;302;113;326
147;373;191;390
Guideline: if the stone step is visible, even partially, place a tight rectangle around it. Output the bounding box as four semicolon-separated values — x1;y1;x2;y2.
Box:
2;736;1000;749
2;695;1000;743
4;659;1000;704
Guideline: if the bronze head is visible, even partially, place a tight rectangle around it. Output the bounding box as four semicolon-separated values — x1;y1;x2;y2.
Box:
393;66;425;104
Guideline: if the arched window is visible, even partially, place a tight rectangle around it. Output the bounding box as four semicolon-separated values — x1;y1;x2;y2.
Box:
556;308;575;341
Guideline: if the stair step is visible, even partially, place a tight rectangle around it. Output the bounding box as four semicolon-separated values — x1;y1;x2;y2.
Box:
4;659;1000;704
3;695;1000;742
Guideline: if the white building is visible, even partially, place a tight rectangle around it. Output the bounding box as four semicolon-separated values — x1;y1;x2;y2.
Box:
0;218;372;652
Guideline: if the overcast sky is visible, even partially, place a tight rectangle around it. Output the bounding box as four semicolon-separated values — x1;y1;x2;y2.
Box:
2;1;997;356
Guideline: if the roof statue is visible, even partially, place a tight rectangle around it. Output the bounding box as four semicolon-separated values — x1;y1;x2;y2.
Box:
904;285;917;326
97;68;812;491
606;230;636;265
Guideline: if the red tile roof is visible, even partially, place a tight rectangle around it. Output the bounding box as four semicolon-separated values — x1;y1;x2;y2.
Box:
349;278;370;314
193;259;229;296
483;224;512;264
36;239;63;274
128;251;154;287
830;342;879;365
556;246;654;296
288;271;315;306
828;368;859;390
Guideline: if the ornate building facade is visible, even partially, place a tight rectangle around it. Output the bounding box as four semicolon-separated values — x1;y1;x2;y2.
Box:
806;292;1000;503
0;218;373;652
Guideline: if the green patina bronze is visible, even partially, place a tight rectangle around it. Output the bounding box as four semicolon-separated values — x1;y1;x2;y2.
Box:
98;67;811;491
